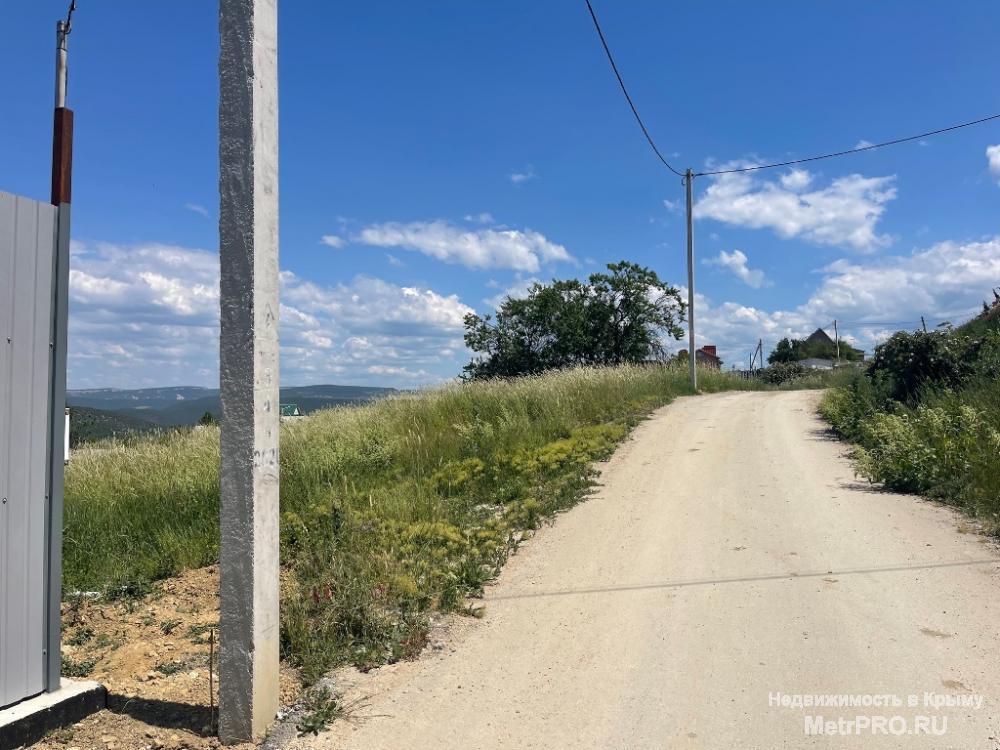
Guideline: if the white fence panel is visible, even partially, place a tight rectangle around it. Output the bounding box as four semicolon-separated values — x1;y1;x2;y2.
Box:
0;190;58;708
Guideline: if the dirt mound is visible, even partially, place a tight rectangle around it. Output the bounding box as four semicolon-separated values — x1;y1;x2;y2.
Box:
36;566;300;750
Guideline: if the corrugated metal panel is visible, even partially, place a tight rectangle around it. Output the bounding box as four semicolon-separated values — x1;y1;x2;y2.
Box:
0;190;57;708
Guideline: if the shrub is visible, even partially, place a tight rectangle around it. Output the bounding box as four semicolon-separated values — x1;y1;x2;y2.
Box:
855;404;1000;512
819;312;1000;530
868;329;981;404
758;362;806;385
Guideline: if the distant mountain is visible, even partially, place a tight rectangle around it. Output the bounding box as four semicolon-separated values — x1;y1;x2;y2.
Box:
68;406;160;446
67;384;398;427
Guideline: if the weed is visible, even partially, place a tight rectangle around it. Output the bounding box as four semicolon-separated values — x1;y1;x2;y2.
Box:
154;660;188;676
66;625;95;647
188;623;217;644
92;633;120;650
61;654;96;677
296;687;347;736
820;313;1000;528
102;579;153;602
159;618;182;635
44;727;75;743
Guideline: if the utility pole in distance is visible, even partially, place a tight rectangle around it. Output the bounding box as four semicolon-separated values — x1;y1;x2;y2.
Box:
833;320;840;365
685;168;696;390
218;0;280;743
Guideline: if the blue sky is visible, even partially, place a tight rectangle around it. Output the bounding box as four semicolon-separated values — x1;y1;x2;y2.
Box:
3;1;999;388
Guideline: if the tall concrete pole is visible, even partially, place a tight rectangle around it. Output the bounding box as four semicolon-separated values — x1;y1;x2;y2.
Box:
218;0;280;743
685;169;697;390
833;319;840;364
47;14;74;693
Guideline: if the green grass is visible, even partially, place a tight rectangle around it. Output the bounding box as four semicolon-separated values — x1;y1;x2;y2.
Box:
65;363;761;680
772;366;860;391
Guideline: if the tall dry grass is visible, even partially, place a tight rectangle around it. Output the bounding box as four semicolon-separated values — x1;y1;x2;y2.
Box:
65;363;761;677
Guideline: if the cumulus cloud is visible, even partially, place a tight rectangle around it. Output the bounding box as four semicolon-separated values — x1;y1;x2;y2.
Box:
356;220;573;272
320;234;345;248
779;169;812;191
509;165;537;185
704;249;770;288
987;145;1000;183
680;237;1000;368
67;242;474;389
695;166;897;252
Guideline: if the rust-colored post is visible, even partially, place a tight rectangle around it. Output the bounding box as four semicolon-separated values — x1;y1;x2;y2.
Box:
51;19;73;207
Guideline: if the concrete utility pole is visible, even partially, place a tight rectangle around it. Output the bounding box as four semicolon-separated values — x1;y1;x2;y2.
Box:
833;320;840;364
218;0;280;743
685;168;696;390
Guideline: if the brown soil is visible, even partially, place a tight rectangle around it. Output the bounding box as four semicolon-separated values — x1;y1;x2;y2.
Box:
34;566;302;750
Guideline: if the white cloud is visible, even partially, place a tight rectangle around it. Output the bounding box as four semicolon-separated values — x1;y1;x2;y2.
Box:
356;219;573;272
987;145;1000;183
463;212;494;224
854;139;875;150
704;249;770;288
696;165;897;252
509;165;537;185
184;203;209;218
386;253;405;267
779;169;812;191
681;237;1000;368
663;198;681;213
320;234;345;248
67;241;475;389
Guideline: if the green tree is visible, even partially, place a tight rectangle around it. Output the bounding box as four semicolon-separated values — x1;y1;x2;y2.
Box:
198;410;217;426
767;337;801;364
462;261;686;379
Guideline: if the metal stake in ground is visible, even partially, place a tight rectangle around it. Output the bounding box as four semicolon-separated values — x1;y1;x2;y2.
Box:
218;0;280;742
685;169;697;390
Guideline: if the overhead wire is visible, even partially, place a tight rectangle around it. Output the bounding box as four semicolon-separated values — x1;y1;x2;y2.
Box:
583;1;1000;180
64;0;77;34
695;114;1000;177
583;0;685;178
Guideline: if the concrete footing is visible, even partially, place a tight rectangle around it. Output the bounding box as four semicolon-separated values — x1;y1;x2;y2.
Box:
0;680;106;749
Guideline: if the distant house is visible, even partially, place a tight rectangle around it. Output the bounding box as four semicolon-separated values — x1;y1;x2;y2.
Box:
678;345;723;369
697;345;722;369
805;328;836;348
280;403;302;418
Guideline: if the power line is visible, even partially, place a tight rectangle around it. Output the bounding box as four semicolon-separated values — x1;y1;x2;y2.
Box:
584;0;685;178
583;2;1000;180
696;113;1000;177
64;0;77;34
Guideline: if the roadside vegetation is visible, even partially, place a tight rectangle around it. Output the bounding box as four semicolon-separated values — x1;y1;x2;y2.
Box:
820;301;1000;530
65;363;761;681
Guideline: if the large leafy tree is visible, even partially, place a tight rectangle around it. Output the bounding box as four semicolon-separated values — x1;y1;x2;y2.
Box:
767;334;864;364
462;261;686;379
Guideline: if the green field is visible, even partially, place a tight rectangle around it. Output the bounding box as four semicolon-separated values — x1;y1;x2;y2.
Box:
65;364;762;680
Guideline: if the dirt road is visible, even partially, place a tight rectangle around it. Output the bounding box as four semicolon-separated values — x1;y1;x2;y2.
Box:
296;391;1000;749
